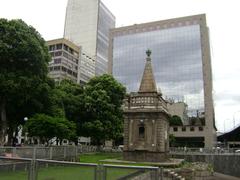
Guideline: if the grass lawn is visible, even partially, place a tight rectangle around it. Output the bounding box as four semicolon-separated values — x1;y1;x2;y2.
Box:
79;152;122;163
0;153;140;180
0;171;28;180
0;165;136;180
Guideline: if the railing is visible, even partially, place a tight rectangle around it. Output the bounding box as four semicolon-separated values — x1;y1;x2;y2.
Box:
0;145;97;160
0;156;163;180
124;95;168;112
170;147;240;155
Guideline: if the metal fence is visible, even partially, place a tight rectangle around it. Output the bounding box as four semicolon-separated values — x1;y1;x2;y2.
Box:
170;147;240;155
0;156;163;180
0;145;97;160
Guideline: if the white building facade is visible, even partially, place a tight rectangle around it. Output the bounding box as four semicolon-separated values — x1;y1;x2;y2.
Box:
64;0;115;75
47;38;95;84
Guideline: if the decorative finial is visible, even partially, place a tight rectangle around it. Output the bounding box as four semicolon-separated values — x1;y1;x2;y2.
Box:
146;49;152;57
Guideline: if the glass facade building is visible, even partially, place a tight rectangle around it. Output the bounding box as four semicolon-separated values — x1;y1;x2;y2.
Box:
64;0;115;76
112;24;203;117
109;14;216;147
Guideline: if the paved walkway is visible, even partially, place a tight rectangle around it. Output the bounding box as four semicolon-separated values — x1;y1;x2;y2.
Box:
207;172;240;180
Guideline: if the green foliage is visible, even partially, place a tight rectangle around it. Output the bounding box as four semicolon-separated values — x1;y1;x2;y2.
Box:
169;134;176;147
79;153;122;163
56;80;83;122
169;115;183;126
25;114;76;144
80;74;126;144
0;18;51;144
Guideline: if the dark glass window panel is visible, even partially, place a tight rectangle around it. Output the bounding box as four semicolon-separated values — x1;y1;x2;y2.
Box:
56;43;62;50
54;51;62;57
54;58;61;64
139;126;145;138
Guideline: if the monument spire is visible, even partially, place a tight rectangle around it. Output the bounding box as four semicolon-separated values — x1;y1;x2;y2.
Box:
139;50;157;93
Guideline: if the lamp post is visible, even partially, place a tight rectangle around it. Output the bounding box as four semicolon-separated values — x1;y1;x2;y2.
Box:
23;117;28;144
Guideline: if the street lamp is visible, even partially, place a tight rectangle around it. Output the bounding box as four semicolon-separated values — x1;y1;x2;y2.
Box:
23;117;28;144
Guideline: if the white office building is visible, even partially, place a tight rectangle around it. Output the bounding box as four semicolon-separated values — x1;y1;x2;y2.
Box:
64;0;115;75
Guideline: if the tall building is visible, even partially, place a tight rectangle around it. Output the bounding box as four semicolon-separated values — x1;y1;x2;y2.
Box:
167;102;188;125
47;38;95;84
109;14;216;148
64;0;115;76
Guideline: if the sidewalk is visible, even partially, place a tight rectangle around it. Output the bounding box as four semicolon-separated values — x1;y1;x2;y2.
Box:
206;172;240;180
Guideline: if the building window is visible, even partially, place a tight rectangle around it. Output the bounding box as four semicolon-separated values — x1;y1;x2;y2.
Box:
62;66;67;72
56;43;62;50
53;66;60;71
55;51;62;57
64;44;68;51
199;126;203;131
69;48;73;54
49;45;55;51
190;127;195;131
54;58;61;64
182;127;186;131
173;127;178;132
139;126;145;139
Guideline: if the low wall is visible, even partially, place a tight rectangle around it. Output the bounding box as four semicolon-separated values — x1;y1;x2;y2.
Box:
123;151;168;162
171;153;240;178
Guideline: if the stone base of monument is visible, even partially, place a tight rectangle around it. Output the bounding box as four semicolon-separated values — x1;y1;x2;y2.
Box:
123;151;168;162
100;157;184;168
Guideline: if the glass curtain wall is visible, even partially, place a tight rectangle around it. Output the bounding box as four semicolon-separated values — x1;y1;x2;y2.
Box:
113;25;204;117
96;2;115;75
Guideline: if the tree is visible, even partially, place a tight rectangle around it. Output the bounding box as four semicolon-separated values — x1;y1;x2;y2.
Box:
169;134;176;147
169;115;183;126
53;80;84;144
0;19;51;145
25;114;76;145
55;80;83;123
80;74;126;145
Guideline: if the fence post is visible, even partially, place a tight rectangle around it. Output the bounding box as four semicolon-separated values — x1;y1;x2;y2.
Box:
64;146;67;159
12;147;17;157
103;165;107;180
29;147;37;180
33;147;36;159
75;146;78;161
154;168;159;180
49;147;53;160
160;167;163;180
94;165;98;180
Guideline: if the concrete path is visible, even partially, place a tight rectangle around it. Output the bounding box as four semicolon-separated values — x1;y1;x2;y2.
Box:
206;172;240;180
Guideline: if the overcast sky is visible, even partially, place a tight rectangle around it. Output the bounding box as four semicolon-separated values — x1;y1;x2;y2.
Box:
1;0;240;132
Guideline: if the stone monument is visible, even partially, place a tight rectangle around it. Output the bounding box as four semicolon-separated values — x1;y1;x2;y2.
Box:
123;50;170;162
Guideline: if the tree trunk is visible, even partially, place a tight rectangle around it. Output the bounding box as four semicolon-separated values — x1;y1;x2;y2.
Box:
96;139;103;151
0;99;7;145
7;128;14;146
